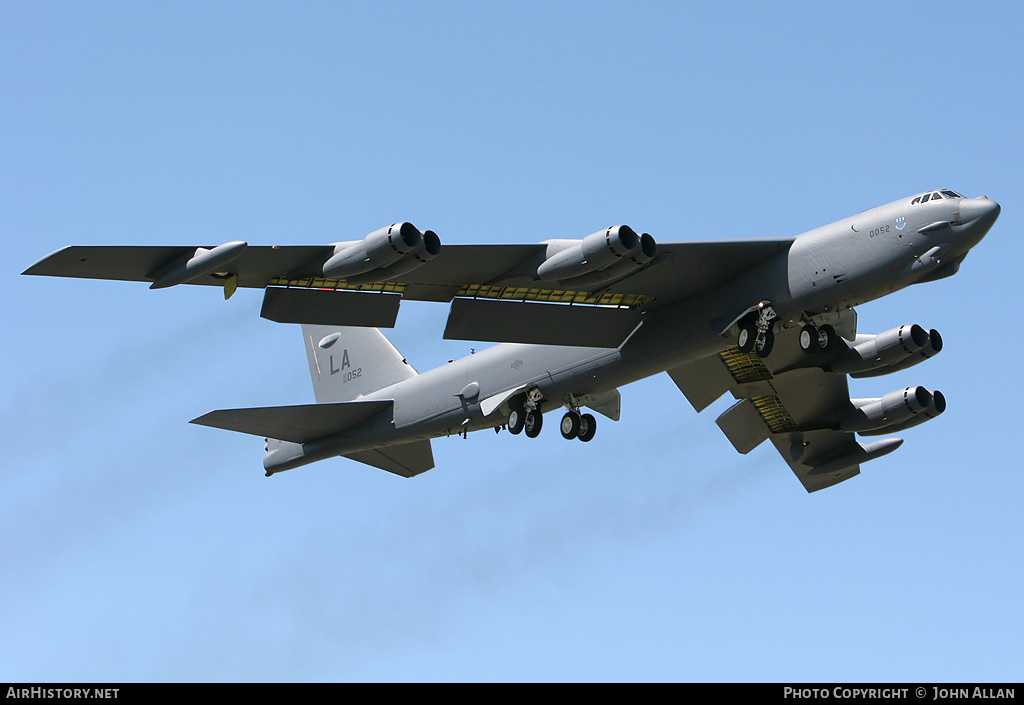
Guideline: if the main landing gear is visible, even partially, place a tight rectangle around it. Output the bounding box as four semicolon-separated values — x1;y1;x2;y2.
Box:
798;323;839;354
560;410;596;442
737;301;777;358
506;389;598;442
734;300;846;359
507;388;544;438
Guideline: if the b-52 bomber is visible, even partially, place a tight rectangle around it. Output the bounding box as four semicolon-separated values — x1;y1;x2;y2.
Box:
24;189;1000;492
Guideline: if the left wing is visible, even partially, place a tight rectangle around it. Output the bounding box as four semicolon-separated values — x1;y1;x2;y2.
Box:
24;226;793;347
668;314;941;492
23;239;791;304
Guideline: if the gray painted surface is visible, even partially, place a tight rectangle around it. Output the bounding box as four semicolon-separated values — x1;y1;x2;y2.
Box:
24;190;1001;491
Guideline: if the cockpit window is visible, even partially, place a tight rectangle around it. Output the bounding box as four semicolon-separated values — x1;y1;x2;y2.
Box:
912;192;952;205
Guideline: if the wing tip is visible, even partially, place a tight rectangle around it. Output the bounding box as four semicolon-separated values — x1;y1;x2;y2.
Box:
22;246;74;276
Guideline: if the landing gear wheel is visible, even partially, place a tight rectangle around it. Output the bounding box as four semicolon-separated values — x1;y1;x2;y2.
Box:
560;412;581;439
507;406;525;435
577;413;597;442
799;324;817;354
524;410;543;438
817;324;838;351
754;328;775;358
737;323;757;353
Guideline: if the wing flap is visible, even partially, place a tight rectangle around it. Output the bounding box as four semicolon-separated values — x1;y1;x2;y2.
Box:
443;298;643;347
716;398;772;454
261;287;402;327
666;355;737;412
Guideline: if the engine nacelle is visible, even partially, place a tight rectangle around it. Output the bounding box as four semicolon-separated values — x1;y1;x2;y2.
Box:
568;231;658;288
850;328;942;378
322;222;440;282
832;324;930;375
860;390;946;436
535;225;656;282
841;386;936;433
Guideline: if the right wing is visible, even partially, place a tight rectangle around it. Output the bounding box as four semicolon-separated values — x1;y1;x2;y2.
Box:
667;314;938;493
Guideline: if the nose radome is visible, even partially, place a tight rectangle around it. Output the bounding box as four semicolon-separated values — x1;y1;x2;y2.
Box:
958;197;1000;224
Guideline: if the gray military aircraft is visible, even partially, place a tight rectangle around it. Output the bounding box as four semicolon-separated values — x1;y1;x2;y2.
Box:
23;189;1000;491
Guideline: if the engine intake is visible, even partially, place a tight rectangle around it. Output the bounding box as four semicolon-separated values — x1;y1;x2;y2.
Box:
322;222;441;283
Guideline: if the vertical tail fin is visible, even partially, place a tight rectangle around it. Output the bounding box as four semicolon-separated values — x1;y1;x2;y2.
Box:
302;324;417;403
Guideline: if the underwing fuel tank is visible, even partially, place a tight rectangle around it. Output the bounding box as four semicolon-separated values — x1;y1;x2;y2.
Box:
808;438;903;475
149;241;248;289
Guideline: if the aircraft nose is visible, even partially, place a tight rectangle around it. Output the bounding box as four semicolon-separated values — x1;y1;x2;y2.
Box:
958;197;1000;225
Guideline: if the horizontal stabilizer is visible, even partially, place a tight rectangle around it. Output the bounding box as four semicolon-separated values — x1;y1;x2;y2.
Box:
191;399;393;443
261;287;402;327
444;298;642;347
344;440;435;478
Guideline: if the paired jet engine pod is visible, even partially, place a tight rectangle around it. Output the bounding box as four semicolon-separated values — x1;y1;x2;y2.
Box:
322;222;441;283
832;324;933;375
847;327;943;378
841;386;943;434
860;390;946;436
535;225;657;283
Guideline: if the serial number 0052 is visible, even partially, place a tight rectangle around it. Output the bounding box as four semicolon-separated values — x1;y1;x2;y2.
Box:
869;224;891;237
342;367;362;382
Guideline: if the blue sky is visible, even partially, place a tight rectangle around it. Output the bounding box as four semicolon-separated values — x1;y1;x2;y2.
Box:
3;1;1022;682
